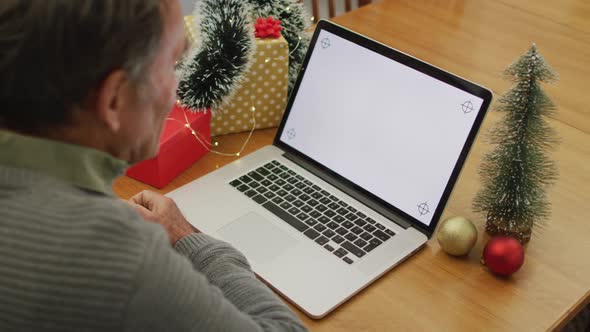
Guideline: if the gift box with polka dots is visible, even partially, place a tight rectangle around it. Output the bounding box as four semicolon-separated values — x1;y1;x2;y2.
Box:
183;16;289;136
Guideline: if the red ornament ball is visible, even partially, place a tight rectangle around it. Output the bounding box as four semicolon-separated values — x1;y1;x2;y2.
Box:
482;236;525;276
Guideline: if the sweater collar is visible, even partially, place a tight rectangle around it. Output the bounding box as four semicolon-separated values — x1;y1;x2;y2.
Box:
0;130;127;196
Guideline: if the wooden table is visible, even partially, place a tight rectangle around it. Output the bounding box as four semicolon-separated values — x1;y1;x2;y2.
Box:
114;0;590;330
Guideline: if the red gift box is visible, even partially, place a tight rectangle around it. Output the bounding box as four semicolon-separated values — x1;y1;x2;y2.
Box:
126;104;211;188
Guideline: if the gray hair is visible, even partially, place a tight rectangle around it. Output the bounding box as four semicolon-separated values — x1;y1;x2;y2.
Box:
0;0;164;133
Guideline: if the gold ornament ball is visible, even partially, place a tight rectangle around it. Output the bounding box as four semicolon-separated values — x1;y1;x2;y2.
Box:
437;216;478;256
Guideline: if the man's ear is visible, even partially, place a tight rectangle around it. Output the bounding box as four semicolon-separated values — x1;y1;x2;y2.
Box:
94;70;129;132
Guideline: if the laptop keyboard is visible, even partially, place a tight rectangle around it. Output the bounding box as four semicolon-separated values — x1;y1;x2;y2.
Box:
229;160;396;265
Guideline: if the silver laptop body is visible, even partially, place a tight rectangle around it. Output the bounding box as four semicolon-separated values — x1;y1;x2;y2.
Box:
168;20;492;318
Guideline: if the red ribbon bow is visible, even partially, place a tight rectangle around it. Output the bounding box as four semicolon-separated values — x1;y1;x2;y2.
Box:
254;17;283;39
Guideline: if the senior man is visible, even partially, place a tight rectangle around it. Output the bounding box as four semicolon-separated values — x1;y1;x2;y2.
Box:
0;1;307;331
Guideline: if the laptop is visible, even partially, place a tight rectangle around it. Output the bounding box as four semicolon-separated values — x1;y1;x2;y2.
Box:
167;20;492;318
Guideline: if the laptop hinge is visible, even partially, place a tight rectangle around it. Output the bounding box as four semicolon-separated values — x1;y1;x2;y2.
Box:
283;152;412;230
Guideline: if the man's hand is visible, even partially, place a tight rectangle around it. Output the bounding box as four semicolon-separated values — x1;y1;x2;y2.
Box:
127;190;197;245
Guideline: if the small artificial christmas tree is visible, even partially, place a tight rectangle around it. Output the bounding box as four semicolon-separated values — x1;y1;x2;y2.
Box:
473;44;559;244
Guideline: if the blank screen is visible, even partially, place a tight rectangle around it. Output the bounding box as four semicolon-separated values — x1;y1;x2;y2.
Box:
279;30;484;226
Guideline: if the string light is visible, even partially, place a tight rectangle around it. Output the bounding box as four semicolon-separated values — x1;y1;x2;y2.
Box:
265;5;307;61
290;35;303;56
263;34;303;64
167;101;257;158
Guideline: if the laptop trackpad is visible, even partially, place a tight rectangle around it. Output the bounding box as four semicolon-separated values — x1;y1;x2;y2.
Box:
218;212;299;264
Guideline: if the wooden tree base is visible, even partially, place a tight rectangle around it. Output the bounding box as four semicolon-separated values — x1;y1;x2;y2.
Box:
485;219;532;244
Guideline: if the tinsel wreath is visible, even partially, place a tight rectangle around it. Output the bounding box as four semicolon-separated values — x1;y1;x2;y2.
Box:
176;0;255;110
177;0;310;111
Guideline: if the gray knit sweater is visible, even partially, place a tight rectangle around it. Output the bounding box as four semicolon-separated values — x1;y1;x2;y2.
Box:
0;130;307;331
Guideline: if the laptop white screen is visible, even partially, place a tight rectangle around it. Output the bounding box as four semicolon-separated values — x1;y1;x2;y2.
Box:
279;30;484;226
